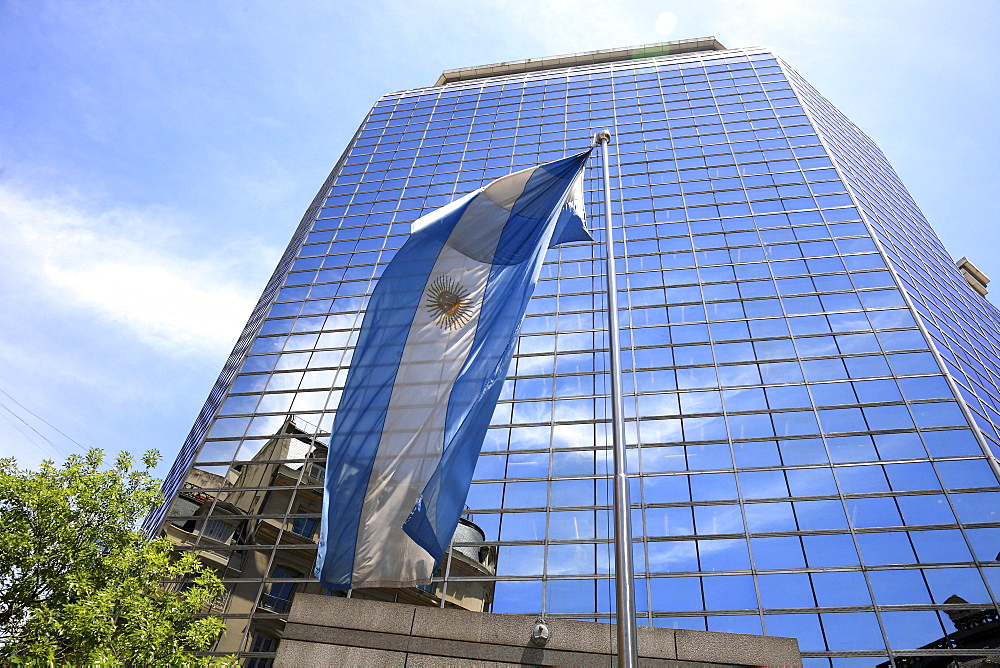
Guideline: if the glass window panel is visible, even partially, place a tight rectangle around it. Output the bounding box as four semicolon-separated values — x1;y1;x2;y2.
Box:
684;416;729;441
219;395;260;416
820;612;884;651
230;374;269;394
846;497;902;528
794;499;848;530
936;459;1000;489
744;503;797;533
694;504;745;534
764;614;825;652
507;452;549;478
551;450;597;477
869;569;932;605
765;385;812;410
910;529;974;563
786;467;838;495
880;611;944;651
778;438;829;465
897;494;956;525
690;472;738;501
504;481;548;508
835;464;889;494
647;540;699;573
706;615;762;635
698;538;751;571
679;390;723;414
648;576;703;611
873;432;925;460
466;482;503;510
551;479;595;507
911;401;968;429
733;440;782;468
811;571;870;606
965;527;1000;562
642;475;691;504
827;436;878;463
686;442;733;470
495;545;544;576
740;471;789;500
811;381;858;406
492;580;543;613
546;579;596;614
723;387;768;411
802;533;859;567
547;543;597;575
703;574;757;609
923;430;983;458
645;506;695;537
884;462;941;492
922;567;991;604
758;572;814;607
857;531;917;565
499;511;546;541
898;375;953;400
549;510;598;540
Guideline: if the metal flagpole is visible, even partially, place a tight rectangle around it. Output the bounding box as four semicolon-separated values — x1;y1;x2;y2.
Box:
595;131;639;668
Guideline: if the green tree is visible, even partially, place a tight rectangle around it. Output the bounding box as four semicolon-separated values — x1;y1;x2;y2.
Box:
0;448;232;665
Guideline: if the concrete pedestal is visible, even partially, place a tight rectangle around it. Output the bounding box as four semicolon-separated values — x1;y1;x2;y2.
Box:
275;594;801;666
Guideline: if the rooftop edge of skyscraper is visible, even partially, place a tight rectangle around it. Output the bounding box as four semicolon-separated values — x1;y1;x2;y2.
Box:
434;36;728;86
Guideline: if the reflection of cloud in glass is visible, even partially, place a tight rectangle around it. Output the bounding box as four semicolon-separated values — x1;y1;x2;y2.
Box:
290;390;329;412
551;449;596;476
317;330;351;348
639;418;682;444
547;543;595;575
247;414;287;437
646;540;697;570
495;545;544;577
552;422;594;449
511;400;551;424
696;505;743;534
549;510;596;541
639;446;685;473
514;354;554;375
679;391;722;414
324;313;358;330
509;426;549;449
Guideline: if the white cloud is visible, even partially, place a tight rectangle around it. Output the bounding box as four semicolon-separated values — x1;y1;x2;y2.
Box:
0;184;271;358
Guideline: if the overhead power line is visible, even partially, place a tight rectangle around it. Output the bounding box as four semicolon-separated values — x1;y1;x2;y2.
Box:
0;387;89;458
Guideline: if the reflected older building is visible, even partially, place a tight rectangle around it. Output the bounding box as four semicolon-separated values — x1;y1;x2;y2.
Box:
153;38;1000;666
877;596;1000;667
162;416;495;659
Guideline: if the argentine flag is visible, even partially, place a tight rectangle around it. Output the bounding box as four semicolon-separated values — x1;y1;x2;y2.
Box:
316;150;592;589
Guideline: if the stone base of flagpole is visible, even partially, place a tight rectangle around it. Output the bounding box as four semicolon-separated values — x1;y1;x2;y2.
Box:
274;594;802;666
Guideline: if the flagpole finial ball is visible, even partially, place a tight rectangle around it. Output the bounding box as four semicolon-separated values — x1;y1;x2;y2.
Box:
594;131;612;146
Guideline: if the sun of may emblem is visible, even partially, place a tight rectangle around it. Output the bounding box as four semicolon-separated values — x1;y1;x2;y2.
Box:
425;274;474;330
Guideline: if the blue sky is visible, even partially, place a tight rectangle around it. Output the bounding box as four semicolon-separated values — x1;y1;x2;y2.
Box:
1;0;997;476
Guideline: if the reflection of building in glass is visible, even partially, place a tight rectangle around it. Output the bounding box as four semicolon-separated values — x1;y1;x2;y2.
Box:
153;38;1000;665
161;417;495;660
877;595;1000;667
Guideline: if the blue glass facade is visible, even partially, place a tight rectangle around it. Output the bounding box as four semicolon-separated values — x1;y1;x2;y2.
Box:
157;40;1000;665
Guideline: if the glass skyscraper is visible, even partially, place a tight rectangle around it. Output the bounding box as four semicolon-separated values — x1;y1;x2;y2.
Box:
154;38;1000;665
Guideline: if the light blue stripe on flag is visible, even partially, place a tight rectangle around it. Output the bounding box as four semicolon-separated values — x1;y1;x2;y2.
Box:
316;150;592;590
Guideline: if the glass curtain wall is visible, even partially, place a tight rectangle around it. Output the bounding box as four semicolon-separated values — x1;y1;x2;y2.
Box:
157;42;1000;666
